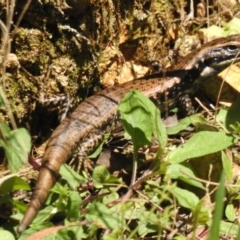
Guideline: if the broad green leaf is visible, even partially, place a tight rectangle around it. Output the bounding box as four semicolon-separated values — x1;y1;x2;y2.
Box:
223;17;240;35
138;211;160;236
193;199;209;224
118;90;167;151
66;191;81;219
216;108;227;126
118;90;154;151
167;115;205;135
92;165;110;186
219;221;239;235
0;122;31;172
166;163;204;189
92;165;120;188
86;202;124;229
102;192;119;205
152;103;167;152
208;172;225;240
31;205;56;225
167;131;237;163
172;187;199;211
0;176;30;194
0;230;15;240
50;182;68;196
60;164;86;188
225;203;235;222
12;199;28;214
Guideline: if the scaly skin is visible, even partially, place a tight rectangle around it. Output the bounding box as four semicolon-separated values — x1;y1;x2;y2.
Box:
18;35;240;233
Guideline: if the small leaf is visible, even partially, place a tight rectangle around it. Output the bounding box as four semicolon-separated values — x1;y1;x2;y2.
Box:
0;230;15;240
168;131;237;163
88;133;110;158
32;205;56;225
66;191;81;219
58;226;86;239
0;176;30;194
0;122;31;173
167;115;205;135
60;164;86;188
12;199;28;214
172;187;199;211
216;108;228;126
92;165;111;187
86;202;124;229
193;199;209;224
225;203;235;222
166;163;204;189
219;221;239;235
221;151;233;182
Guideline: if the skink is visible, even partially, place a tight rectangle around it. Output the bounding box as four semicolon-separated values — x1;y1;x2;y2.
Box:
18;34;240;233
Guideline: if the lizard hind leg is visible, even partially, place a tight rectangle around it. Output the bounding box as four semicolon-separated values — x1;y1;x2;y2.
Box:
68;133;106;175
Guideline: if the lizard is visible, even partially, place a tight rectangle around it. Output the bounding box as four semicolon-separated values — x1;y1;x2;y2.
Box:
18;34;240;233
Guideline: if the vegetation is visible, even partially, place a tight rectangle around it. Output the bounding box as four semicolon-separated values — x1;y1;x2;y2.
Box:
1;0;240;239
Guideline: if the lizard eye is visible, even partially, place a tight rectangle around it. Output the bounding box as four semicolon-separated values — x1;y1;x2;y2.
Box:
227;45;238;51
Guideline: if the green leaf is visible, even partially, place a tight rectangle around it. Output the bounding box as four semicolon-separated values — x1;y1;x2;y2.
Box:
223;17;240;35
167;115;205;135
58;226;86;239
88;133;110;158
193;199;209;224
102;192;119;205
18;222;54;240
152;103;167;152
166;163;204;189
0;230;15;240
219;221;239;235
92;165;110;186
86;202;124;229
216;108;227;126
0;122;31;172
12;199;28;214
31;205;56;225
118;90;154;151
208;172;225;240
118;90;167;151
225;203;235;222
66;191;81;219
172;187;199;211
237;224;240;240
221;151;232;182
60;164;86;188
167;131;237;164
92;165;120;188
225;97;240;130
0;176;30;194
